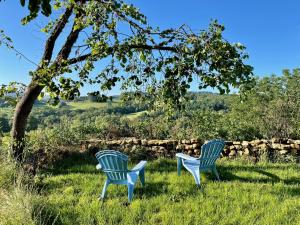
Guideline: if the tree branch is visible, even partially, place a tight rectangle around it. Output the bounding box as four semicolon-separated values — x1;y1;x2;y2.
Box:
68;53;91;64
54;3;87;63
41;6;73;63
55;25;82;62
68;44;178;65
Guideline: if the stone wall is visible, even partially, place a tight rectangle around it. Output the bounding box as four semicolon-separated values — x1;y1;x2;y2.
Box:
81;138;300;162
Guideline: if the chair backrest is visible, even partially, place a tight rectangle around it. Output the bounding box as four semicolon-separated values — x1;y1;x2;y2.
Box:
198;140;225;168
95;150;128;181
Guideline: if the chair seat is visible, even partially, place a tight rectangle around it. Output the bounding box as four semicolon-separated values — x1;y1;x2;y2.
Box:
176;153;198;161
183;160;200;166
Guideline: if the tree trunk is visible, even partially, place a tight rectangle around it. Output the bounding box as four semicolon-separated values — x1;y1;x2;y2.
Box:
11;81;43;161
9;6;80;162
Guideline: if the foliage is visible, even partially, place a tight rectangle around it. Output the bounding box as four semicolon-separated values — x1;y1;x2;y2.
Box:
0;0;52;23
1;1;254;109
0;29;12;48
94;114;133;139
133;113;173;139
27;117;88;152
20;0;52;24
1;69;300;142
0;114;10;133
87;92;111;103
236;69;300;139
0;82;27;106
171;110;223;140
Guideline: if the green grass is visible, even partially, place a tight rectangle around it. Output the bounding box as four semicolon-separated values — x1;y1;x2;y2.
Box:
66;101;119;110
0;106;13;113
126;111;147;120
37;153;300;225
0;152;38;225
0;101;114;113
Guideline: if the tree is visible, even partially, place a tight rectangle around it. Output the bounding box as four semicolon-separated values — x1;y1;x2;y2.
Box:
238;69;300;139
0;0;254;161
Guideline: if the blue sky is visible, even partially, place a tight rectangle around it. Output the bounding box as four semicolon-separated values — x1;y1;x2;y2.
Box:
1;0;300;95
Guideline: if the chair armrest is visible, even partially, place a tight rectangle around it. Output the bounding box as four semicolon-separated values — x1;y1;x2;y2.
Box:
131;160;147;172
176;153;198;161
96;164;102;170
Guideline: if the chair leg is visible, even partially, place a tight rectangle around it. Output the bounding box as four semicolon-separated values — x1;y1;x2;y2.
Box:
177;157;182;176
212;166;220;181
190;169;201;186
100;179;110;199
184;164;201;186
139;168;145;186
127;183;135;202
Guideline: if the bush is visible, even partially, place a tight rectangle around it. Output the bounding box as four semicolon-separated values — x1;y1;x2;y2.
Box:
133;113;173;139
95;114;134;138
0;112;11;133
58;101;68;108
27;117;87;153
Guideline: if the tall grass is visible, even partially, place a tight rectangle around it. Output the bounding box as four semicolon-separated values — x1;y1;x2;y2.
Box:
0;147;42;225
0;183;36;225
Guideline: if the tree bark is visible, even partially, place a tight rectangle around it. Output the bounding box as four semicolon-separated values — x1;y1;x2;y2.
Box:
11;82;43;161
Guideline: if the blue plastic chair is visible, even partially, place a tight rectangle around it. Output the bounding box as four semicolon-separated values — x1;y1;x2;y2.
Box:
176;139;225;186
95;150;147;202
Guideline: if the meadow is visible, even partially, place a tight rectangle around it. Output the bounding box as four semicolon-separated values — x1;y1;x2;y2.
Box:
33;153;300;225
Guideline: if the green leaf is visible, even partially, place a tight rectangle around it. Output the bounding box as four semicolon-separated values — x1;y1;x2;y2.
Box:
20;0;25;7
139;52;146;62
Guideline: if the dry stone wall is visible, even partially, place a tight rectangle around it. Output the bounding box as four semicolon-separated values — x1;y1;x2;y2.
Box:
81;138;300;162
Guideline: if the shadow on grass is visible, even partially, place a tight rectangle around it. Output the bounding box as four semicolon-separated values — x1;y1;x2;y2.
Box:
46;153;178;175
218;167;280;183
44;151;98;175
146;158;177;173
100;181;200;205
217;165;300;187
280;186;300;197
118;181;171;199
218;163;299;171
44;153;299;187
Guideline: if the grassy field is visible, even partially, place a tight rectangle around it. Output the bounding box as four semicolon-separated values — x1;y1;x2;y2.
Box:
66;101;119;110
37;153;300;225
126;111;147;120
0;106;13;113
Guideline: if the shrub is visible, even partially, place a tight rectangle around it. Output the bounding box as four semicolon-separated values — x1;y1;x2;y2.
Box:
95;114;134;138
133;113;173;139
27;117;86;153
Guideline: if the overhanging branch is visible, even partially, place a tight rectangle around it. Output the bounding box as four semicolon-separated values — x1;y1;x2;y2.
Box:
68;44;179;65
